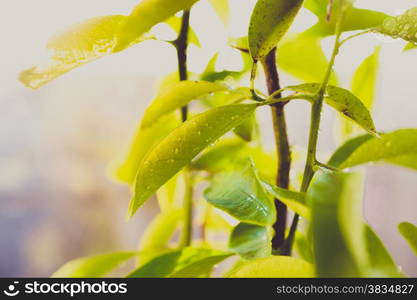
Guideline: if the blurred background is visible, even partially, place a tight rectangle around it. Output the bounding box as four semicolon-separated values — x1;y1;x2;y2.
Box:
0;0;416;277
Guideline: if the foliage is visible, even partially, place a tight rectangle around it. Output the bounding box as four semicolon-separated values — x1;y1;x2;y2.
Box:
20;0;417;278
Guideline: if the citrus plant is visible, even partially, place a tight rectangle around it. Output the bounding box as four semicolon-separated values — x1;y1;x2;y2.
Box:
20;0;417;278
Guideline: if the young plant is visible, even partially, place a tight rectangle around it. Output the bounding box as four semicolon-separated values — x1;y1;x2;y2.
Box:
20;0;417;278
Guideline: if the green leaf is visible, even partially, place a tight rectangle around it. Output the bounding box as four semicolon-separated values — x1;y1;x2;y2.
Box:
304;0;389;37
278;34;338;84
286;83;377;134
51;252;137;278
248;0;304;60
113;113;180;184
114;0;200;52
200;53;245;82
233;113;258;142
229;223;272;260
328;133;373;167
341;47;380;138
141;80;228;128
308;171;363;277
138;209;184;265
129;104;257;217
19;15;141;89
294;232;314;263
351;47;380;110
365;225;402;277
209;0;230;26
262;181;310;220
191;138;248;171
204;160;276;226
227;256;314;278
165;16;201;47
404;42;417;51
375;8;417;45
202;87;252;107
128;248;232;278
398;222;417;255
334;129;417;170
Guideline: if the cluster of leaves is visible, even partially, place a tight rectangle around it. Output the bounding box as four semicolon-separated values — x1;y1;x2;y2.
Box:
20;0;417;278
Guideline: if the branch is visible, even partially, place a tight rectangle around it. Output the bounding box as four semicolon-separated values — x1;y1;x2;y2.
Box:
261;48;291;251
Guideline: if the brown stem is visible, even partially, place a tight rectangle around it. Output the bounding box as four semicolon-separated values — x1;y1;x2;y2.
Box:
174;10;193;247
174;10;190;121
262;48;291;251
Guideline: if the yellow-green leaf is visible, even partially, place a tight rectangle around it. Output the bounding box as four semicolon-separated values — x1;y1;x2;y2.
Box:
129;104;258;217
51;252;137;278
19;15;135;89
233;113;258;142
114;0;200;52
229;223;272;260
262;181;310;220
341;47;380;138
248;0;304;61
113;113;180;184
308;172;363;277
365;225;402;277
304;0;388;37
128;247;232;278
286;83;377;134
376;7;417;45
141;81;228;128
351;47;381;110
165;16;201;47
209;0;230;26
278;34;338;84
337;129;417;170
398;222;417;255
227;256;314;278
138;210;184;265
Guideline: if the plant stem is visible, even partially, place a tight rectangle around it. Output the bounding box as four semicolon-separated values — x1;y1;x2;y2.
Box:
282;4;347;255
174;9;191;121
262;48;291;251
174;10;193;247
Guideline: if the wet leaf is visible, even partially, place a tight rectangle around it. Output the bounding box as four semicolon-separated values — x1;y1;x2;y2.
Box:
227;256;314;278
286;83;376;134
128;247;232;278
51;252;137;278
114;0;200;52
375;7;417;45
141;80;228;128
19;16;142;89
129;104;257;217
229;223;272;260
398;222;417;255
204;160;276;226
333;129;417;170
113;113;180;184
248;0;304;60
